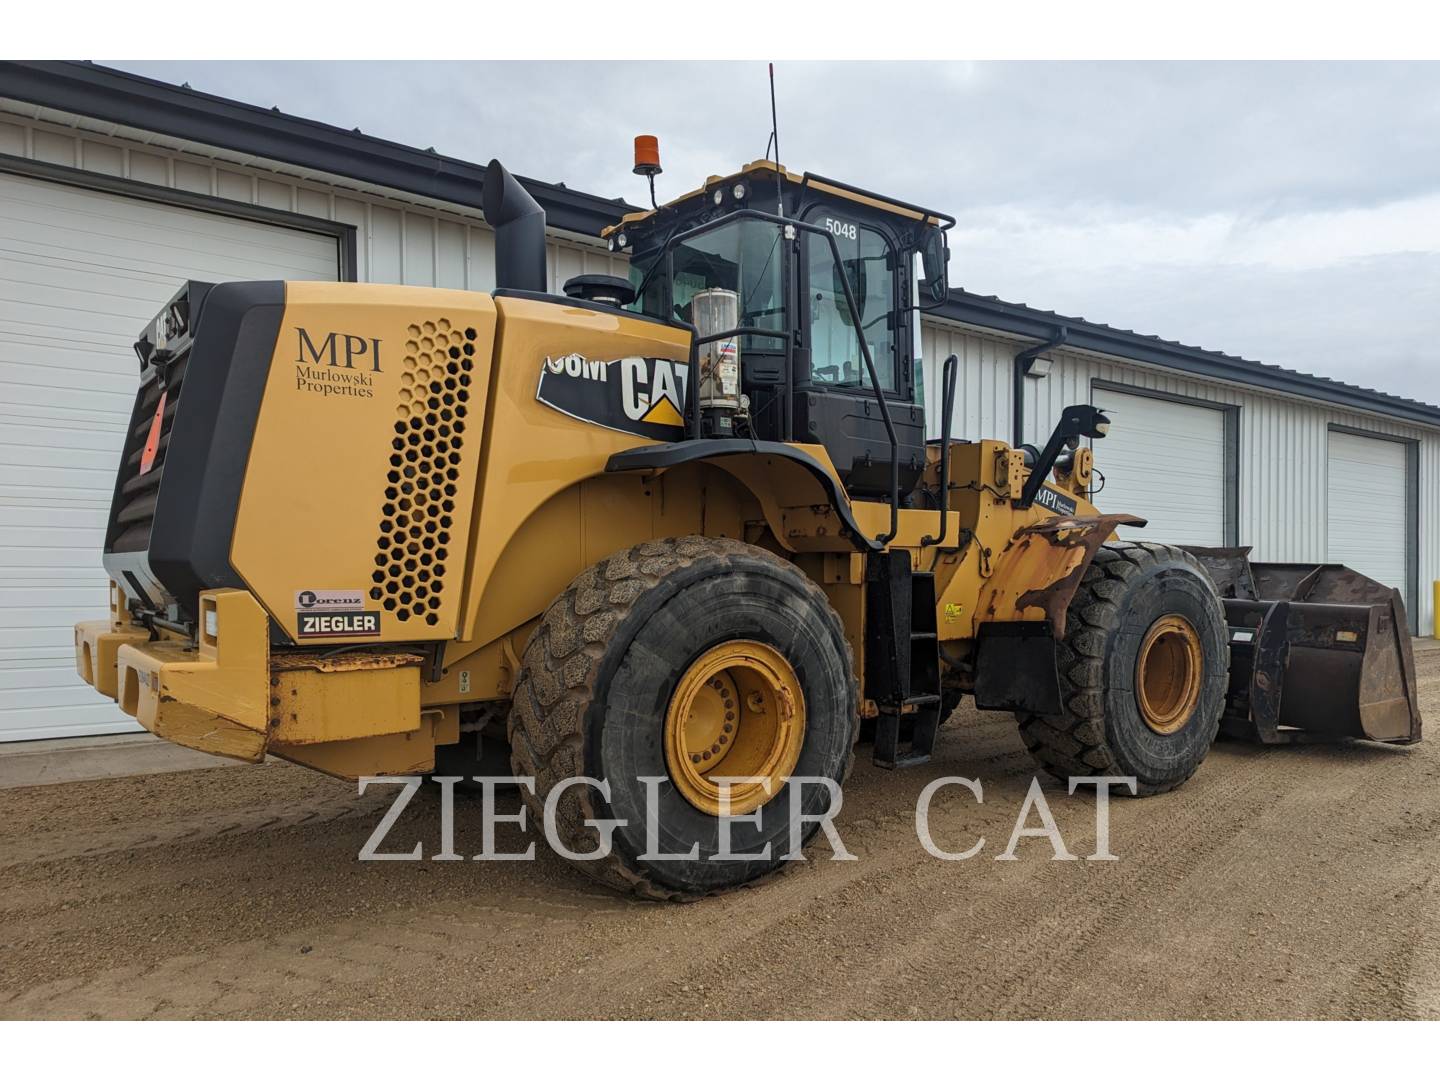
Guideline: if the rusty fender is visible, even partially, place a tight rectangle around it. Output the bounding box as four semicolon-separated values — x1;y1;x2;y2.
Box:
978;513;1146;635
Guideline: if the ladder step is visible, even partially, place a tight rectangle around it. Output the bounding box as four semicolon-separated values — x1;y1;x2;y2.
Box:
866;552;942;770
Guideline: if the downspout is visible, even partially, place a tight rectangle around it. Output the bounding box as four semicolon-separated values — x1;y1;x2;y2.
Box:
1012;325;1068;447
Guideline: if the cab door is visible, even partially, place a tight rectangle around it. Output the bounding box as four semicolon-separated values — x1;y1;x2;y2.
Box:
794;206;925;500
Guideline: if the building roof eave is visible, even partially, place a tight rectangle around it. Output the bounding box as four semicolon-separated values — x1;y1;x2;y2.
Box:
4;60;1436;431
0;59;637;237
934;291;1440;431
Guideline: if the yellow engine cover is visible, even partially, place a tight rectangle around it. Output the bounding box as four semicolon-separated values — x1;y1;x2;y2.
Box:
231;282;495;644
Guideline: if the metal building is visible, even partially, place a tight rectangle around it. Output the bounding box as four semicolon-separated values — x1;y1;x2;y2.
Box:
921;299;1437;636
1;60;1436;743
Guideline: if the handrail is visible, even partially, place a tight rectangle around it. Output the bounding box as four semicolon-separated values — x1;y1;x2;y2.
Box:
658;207;903;545
920;353;959;547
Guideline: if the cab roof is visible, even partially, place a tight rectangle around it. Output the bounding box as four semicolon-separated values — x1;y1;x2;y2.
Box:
600;159;953;239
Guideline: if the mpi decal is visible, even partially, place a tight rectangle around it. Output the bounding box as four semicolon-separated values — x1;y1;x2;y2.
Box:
535;353;689;439
1034;485;1079;517
294;327;384;400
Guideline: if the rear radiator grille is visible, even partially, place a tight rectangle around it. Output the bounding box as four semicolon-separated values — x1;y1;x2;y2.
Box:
110;355;188;554
369;318;477;626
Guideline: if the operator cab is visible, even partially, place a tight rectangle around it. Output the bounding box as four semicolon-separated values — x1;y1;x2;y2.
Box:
598;161;952;502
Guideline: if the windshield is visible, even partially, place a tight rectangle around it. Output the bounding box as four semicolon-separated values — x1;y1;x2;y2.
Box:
630;219;785;348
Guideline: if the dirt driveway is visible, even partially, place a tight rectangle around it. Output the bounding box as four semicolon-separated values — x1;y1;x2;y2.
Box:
3;647;1438;1020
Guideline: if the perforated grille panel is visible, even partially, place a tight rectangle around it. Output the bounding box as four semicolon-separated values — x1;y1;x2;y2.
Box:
369;318;478;626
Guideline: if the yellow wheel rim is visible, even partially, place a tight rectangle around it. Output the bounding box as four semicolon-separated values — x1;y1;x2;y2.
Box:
1136;614;1203;735
664;640;805;817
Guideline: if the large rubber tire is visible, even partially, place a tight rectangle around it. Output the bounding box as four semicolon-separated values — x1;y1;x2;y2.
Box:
1017;541;1228;796
509;536;857;900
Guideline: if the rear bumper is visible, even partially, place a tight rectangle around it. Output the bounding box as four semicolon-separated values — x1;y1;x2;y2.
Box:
74;587;453;776
76;587;272;762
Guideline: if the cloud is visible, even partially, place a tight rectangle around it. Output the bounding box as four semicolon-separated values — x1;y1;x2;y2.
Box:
110;60;1440;403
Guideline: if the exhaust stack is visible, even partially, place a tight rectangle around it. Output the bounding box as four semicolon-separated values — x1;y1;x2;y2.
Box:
483;159;547;293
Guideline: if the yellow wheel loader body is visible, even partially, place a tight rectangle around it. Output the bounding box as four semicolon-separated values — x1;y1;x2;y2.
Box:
70;156;1420;896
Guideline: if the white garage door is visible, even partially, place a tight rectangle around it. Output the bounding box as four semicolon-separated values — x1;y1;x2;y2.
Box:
0;172;339;742
1327;429;1409;597
1091;387;1227;546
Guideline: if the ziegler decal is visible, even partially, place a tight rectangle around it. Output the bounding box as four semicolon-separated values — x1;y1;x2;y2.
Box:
1034;485;1079;517
535;353;689;439
297;611;381;638
294;328;383;400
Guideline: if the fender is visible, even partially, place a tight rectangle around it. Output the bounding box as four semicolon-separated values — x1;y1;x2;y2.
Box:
606;438;881;553
975;512;1147;635
969;512;1145;714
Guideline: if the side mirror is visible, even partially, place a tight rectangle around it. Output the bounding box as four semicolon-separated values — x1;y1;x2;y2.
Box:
920;227;948;303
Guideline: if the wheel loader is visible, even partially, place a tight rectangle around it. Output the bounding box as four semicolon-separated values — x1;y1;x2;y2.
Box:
73;151;1421;899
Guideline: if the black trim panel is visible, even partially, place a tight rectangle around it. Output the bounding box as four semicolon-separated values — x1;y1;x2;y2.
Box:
148;281;285;614
972;622;1063;714
604;439;880;552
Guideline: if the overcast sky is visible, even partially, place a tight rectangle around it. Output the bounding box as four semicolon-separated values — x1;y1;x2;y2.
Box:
115;61;1440;405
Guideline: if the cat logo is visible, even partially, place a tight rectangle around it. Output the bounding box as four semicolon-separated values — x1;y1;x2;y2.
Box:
535;353;690;439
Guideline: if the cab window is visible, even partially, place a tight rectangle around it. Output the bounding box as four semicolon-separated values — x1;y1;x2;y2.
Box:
629;218;785;350
805;217;896;392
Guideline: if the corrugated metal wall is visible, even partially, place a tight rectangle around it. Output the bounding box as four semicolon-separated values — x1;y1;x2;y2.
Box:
0;105;627;293
923;317;1440;633
4;101;1436;634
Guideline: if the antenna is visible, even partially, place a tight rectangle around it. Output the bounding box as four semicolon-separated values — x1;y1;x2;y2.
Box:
768;63;783;216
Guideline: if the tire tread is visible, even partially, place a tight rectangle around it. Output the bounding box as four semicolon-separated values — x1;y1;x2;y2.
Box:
508;536;855;901
1017;541;1222;796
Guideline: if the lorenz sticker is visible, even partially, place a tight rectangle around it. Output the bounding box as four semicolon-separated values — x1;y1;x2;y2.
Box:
297;611;381;638
295;589;366;612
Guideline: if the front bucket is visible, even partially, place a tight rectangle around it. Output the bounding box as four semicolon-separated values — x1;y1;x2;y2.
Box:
1183;548;1421;745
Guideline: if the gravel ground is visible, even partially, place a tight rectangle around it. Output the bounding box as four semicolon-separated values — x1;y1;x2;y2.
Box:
2;646;1438;1020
